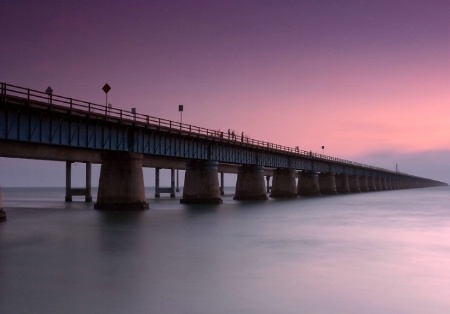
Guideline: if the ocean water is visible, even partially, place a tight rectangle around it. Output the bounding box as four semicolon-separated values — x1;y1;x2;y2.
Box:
1;186;450;314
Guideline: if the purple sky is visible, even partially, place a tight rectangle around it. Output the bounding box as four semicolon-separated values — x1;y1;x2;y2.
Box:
1;0;450;186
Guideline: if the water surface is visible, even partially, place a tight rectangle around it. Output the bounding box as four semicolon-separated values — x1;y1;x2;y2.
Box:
1;187;450;314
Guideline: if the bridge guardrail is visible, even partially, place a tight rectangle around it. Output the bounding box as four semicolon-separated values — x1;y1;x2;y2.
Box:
0;82;423;179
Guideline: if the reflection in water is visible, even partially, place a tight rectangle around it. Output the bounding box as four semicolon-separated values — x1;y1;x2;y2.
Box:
1;187;450;314
97;211;144;254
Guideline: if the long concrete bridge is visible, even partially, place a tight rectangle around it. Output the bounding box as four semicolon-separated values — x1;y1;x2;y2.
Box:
0;82;446;214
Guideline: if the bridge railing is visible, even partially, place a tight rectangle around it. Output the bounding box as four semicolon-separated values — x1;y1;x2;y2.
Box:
0;82;401;175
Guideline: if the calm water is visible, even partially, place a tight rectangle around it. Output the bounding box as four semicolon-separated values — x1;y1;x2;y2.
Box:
1;187;450;314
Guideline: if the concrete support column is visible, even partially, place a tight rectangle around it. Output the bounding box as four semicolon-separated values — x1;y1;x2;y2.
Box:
65;161;92;202
382;178;389;190
181;160;222;204
298;171;320;196
319;172;337;195
155;168;161;198
385;178;391;190
170;168;176;198
65;161;72;202
390;178;395;189
336;174;351;194
377;177;384;190
234;165;268;200
270;168;297;198
369;177;377;191
348;175;361;193
392;178;399;189
266;176;271;194
220;172;225;196
95;152;148;210
85;161;92;202
0;187;6;222
359;176;369;192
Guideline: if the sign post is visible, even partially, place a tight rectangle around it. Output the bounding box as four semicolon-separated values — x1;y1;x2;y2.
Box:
102;83;111;109
176;105;184;192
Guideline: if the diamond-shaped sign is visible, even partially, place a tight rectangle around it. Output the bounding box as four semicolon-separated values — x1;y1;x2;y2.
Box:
45;86;53;95
102;83;111;94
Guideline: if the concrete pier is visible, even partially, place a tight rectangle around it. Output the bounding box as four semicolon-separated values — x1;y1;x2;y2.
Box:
234;165;268;200
0;187;6;222
270;168;297;198
384;178;389;189
359;176;370;192
155;168;176;198
394;178;399;188
335;174;351;194
181;160;222;204
377;177;384;190
348;175;361;193
65;161;92;202
220;172;225;196
369;176;377;191
266;175;271;194
387;178;393;189
94;152;149;210
298;171;320;196
319;172;337;195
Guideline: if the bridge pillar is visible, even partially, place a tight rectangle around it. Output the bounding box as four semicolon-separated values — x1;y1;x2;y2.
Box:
392;178;398;189
393;178;399;189
155;168;160;197
234;165;268;200
220;172;225;196
359;176;369;192
385;178;391;190
377;177;384;190
266;175;271;194
368;176;377;191
335;174;351;194
155;168;176;198
0;187;5;222
348;175;361;193
181;160;222;204
319;172;337;195
390;178;395;189
383;178;389;190
270;168;297;198
298;171;320;196
65;161;92;202
95;152;148;210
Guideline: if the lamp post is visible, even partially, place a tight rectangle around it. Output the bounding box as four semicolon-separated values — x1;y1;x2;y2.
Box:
176;105;184;192
322;145;325;155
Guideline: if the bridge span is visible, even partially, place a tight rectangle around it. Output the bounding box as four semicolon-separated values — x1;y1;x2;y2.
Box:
0;82;446;212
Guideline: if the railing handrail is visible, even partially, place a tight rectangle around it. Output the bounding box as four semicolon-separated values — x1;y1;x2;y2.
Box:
0;82;432;179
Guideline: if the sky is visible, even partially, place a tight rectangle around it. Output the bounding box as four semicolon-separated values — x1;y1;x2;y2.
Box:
1;0;450;186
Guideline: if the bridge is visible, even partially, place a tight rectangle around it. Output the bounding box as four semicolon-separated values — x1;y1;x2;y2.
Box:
0;82;446;213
